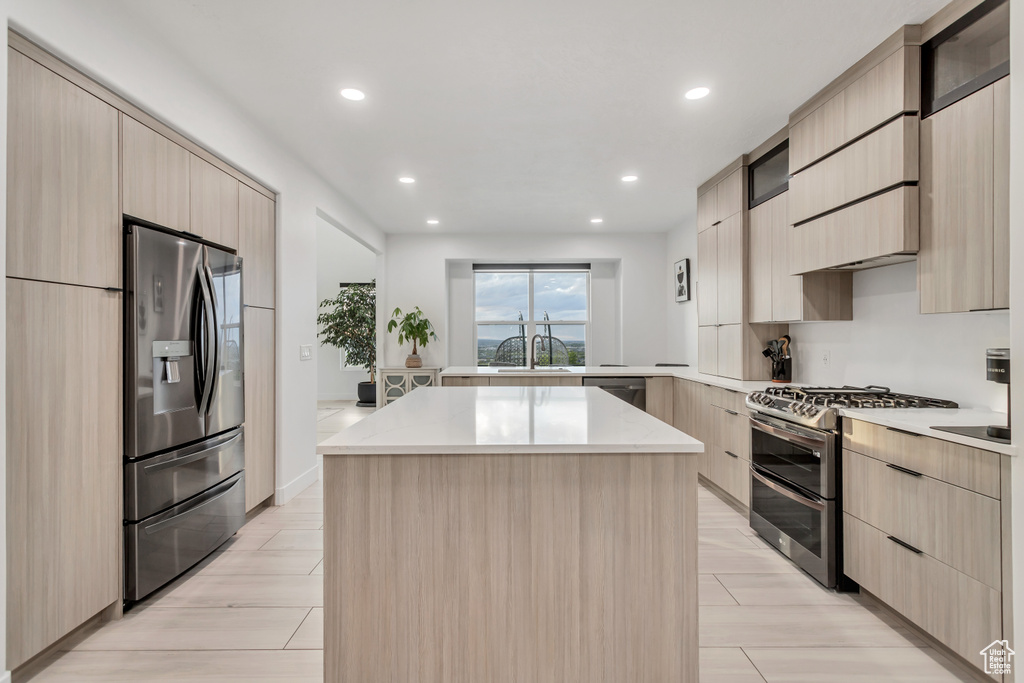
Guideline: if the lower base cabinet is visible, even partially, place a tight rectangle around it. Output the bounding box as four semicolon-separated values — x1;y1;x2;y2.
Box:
844;513;1001;670
244;306;275;511
6;279;121;668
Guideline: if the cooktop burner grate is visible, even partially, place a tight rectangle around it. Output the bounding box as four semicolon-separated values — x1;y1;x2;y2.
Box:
762;385;958;409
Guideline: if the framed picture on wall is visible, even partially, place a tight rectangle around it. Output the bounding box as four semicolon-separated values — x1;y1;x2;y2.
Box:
674;258;690;302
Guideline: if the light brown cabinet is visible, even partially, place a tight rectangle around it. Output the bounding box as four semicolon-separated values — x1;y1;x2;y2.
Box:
789;115;918;225
6;279;121;668
239;183;277;310
697;326;718;375
122;115;191;232
697;186;717;233
697;227;718;326
716;213;744;325
790;43;921;172
190;154;239;250
488;375;582;387
842;418;1005;673
7;49;120;289
919;77;1009;314
645;376;674;424
244;306;276;511
748;193;852;322
440;376;490;387
716;169;744;221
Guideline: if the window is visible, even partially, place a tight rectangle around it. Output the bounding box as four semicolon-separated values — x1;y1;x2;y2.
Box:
922;0;1009;117
474;266;589;367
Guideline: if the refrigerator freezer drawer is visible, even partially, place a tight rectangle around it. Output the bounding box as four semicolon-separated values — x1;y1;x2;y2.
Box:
125;428;244;521
125;471;245;602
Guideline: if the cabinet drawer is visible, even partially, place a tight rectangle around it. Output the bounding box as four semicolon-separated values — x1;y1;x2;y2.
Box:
788;186;918;275
842;419;1000;498
843;450;1000;589
789;115;918;225
715;404;750;461
843;514;1000;669
710;446;749;507
441;376;488;387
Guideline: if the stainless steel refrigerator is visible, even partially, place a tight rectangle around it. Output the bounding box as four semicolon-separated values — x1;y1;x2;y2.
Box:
124;223;246;603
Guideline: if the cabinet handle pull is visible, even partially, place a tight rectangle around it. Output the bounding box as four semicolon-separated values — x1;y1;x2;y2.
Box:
724;409;739;416
886;463;923;477
725;450;739;459
886;427;921;437
887;536;923;555
104;286;123;292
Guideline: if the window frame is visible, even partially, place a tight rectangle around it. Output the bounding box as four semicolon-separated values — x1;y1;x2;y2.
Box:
472;267;591;367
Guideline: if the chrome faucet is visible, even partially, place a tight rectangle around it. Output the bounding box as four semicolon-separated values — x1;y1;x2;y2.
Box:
529;334;547;369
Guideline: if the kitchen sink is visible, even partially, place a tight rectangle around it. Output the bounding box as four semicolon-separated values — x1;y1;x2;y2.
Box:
496;367;572;373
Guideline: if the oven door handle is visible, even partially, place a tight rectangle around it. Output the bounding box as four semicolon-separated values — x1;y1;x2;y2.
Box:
749;415;827;452
750;465;826;512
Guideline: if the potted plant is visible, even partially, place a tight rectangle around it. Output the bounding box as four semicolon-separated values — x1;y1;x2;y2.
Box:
387;306;439;368
317;280;377;406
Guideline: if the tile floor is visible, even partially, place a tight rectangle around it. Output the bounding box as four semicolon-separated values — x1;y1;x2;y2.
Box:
24;402;983;682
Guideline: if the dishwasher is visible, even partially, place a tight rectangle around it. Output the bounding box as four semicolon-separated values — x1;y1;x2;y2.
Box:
582;376;647;411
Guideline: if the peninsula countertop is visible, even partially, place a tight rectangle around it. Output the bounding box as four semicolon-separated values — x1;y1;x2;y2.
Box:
316;385;704;455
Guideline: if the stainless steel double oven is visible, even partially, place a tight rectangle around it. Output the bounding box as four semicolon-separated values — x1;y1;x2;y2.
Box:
748;412;838;588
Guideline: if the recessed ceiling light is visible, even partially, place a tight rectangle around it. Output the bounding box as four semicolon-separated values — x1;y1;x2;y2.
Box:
399;177;416;184
590;218;604;224
340;88;365;101
685;87;710;100
622;175;638;182
426;219;440;225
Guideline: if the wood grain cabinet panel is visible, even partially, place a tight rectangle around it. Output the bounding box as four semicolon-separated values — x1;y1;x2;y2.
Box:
993;77;1009;310
697;187;717;233
790;92;846;173
244;306;275;511
747;202;773;324
716;168;744;221
7;280;121;668
716;213;744;325
697;327;718;377
441;376;490;387
645;376;674;425
190;154;239;250
842;419;1001;499
697;227;718;326
7;49;120;288
716;324;743;380
239;183;276;309
843;450;1000;589
789;186;919;275
789;115;918;225
488;376;582;387
843;513;1001;670
919;78;1008;314
122;115;191;232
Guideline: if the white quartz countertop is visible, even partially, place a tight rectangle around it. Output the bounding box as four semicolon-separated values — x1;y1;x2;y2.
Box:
839;407;1016;456
317;386;704;455
440;366;1017;455
440;365;780;393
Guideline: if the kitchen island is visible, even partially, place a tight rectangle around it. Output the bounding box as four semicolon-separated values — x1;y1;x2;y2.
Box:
317;385;703;683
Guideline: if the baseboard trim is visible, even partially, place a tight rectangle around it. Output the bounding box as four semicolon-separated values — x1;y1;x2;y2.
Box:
275;464;319;505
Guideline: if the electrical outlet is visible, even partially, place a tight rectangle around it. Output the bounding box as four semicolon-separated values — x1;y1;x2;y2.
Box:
300;344;313;361
821;350;831;368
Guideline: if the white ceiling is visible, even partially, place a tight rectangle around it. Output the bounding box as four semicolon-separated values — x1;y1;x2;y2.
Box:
116;0;949;234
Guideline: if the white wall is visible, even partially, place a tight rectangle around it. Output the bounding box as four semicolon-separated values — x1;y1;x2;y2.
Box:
383;233;668;368
316;218;377;399
664;211;699;366
5;0;386;513
791;262;1010;410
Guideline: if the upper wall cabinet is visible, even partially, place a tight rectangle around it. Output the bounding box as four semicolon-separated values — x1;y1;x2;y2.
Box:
697;168;743;233
190;154;239;250
748;192;852;323
239;183;277;309
787;29;922;274
7;49;120;288
790;41;921;172
122;115;191;232
919;77;1009;313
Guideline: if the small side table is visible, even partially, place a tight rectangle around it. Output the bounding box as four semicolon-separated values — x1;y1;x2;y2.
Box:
377;367;440;407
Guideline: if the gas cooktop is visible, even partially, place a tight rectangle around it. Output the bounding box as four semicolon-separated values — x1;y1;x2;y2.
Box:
746;385;959;431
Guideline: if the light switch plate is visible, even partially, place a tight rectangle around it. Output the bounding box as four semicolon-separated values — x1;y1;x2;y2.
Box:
300;344;313;361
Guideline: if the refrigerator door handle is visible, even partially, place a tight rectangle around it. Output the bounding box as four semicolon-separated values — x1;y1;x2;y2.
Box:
204;263;221;415
196;263;217;416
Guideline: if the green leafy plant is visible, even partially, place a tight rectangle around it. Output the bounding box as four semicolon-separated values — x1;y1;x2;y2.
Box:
387;306;439;355
317;281;377;380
